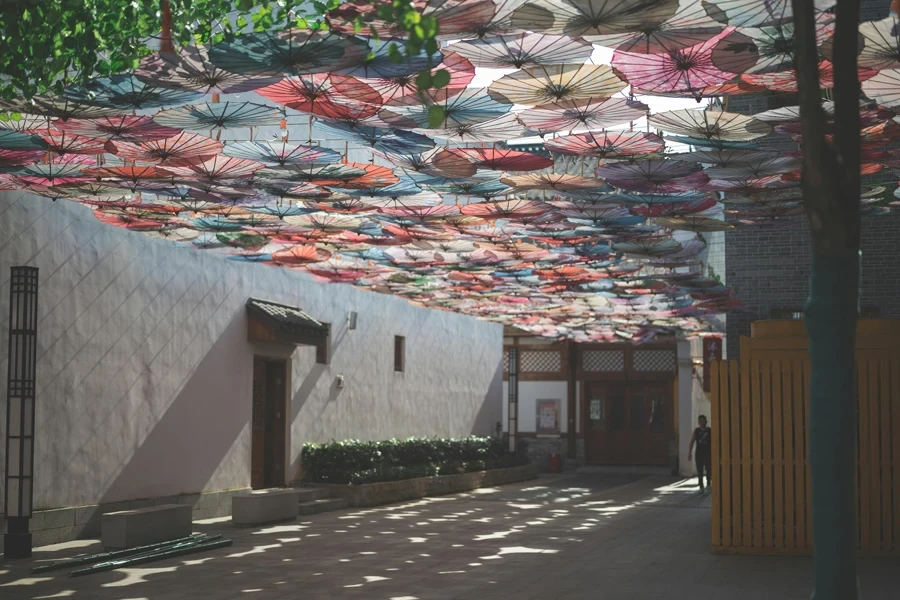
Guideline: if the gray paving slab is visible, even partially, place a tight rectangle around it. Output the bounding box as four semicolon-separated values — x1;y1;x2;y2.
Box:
0;474;895;600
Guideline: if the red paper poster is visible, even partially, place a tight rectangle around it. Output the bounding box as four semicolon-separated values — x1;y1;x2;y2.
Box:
703;337;723;392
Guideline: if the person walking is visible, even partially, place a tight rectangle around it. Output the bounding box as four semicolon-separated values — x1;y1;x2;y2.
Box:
688;415;712;492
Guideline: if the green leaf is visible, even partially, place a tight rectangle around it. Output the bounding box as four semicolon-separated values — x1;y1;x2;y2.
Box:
237;0;255;10
387;43;404;64
236;15;248;28
420;16;437;38
427;105;445;128
416;71;432;91
376;4;394;20
353;16;363;34
432;69;450;89
0;114;8;122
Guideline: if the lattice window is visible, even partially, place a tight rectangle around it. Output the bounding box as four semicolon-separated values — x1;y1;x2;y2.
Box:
503;350;510;373
633;349;676;372
582;350;624;372
520;350;562;373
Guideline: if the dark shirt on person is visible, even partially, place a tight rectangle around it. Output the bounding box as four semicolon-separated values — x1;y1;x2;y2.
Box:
694;427;711;455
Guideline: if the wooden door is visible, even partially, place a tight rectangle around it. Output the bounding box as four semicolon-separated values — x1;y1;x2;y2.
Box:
585;381;672;466
251;357;287;489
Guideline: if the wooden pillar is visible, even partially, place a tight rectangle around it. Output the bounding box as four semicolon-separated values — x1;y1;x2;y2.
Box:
567;341;577;459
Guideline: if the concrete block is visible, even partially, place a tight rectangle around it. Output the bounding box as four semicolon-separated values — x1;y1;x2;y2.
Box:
101;504;192;549
232;489;300;527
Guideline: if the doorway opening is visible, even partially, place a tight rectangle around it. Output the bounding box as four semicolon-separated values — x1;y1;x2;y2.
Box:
251;356;287;489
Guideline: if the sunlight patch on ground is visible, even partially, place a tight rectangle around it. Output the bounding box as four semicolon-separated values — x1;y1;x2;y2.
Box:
252;524;307;535
0;577;53;586
101;567;178;587
182;557;216;566
33;540;99;553
194;516;231;525
31;591;76;599
481;546;560;560
227;543;282;558
474;529;519;541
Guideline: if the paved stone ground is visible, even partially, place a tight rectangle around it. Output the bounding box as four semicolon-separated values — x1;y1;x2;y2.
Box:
0;474;896;600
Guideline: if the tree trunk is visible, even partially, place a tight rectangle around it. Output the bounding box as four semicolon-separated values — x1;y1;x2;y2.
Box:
790;1;861;598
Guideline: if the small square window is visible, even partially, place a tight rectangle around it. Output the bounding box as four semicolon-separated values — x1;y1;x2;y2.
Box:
394;335;405;372
316;324;330;364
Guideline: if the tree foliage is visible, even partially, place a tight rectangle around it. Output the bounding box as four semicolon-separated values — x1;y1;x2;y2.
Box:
0;1;440;102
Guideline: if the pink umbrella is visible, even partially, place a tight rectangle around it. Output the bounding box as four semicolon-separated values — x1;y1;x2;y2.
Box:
544;131;664;158
612;28;749;99
516;97;648;135
108;132;224;164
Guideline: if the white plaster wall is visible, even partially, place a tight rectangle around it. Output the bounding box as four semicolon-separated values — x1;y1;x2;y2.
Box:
502;381;568;433
0;191;503;510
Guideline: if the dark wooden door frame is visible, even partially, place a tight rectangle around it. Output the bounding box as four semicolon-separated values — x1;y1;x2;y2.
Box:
251;355;289;489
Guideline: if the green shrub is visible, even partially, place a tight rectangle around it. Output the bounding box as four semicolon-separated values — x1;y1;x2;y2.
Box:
301;436;511;484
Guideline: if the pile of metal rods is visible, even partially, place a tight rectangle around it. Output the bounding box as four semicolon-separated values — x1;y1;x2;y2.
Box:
30;533;232;577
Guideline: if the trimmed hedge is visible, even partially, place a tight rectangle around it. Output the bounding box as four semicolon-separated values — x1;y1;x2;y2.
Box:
302;436;515;485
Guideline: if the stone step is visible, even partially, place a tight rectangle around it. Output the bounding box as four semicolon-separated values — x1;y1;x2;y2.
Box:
294;488;331;503
297;498;348;516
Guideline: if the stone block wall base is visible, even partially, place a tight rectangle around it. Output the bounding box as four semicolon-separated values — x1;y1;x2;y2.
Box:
0;487;250;554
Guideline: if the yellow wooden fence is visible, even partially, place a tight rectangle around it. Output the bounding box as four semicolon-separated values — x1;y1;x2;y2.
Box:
710;359;899;556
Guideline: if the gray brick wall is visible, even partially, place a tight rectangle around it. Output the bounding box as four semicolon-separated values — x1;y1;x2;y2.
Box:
861;0;890;20
724;213;900;359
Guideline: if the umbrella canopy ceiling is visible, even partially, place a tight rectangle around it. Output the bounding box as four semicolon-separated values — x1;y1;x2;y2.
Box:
4;0;894;343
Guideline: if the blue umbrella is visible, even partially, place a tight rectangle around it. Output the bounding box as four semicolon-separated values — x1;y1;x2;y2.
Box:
315;121;435;154
64;75;203;110
208;31;367;76
222;140;341;166
0;130;47;150
335;40;442;79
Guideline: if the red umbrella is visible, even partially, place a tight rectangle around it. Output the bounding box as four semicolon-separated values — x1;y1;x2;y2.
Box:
160;156;264;180
271;245;333;265
742;61;878;93
39;130;107;155
257;74;382;119
52;115;182;142
452;148;553;171
460;199;549;219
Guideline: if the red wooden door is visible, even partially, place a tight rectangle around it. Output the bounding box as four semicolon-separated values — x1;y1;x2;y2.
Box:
585;381;672;466
251;357;287;489
251;357;266;489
